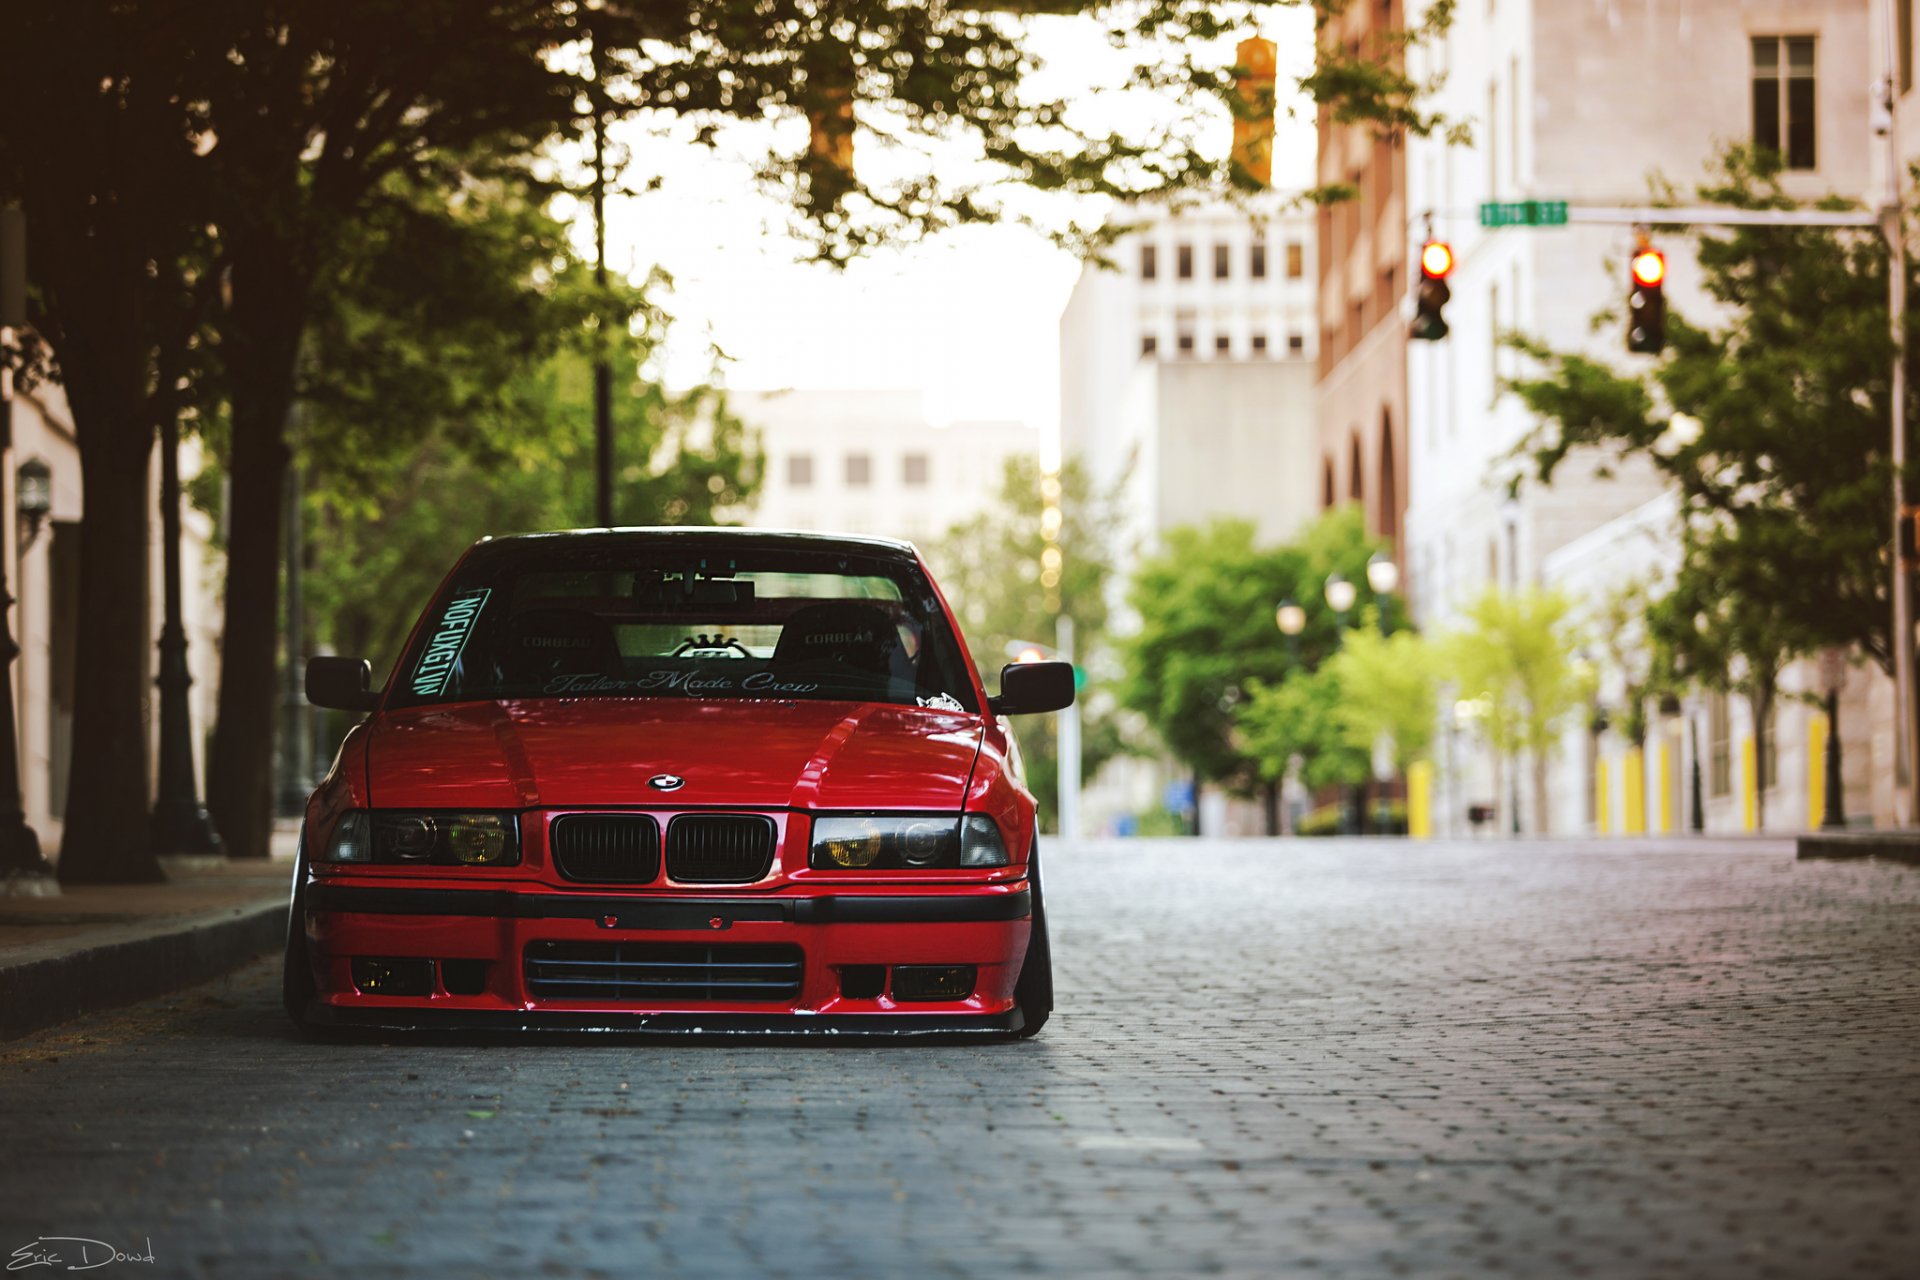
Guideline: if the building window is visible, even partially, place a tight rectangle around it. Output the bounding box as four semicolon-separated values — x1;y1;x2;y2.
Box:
902;453;929;486
1708;694;1732;798
1176;331;1195;354
845;453;871;487
1251;241;1267;279
1176;244;1193;280
1141;334;1158;357
1213;244;1230;279
1753;36;1816;170
1287;333;1304;352
787;454;814;488
1285;242;1304;279
1140;243;1157;281
1214;334;1231;355
1251;333;1268;354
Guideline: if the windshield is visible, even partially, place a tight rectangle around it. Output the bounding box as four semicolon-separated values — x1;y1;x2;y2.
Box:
388;539;979;713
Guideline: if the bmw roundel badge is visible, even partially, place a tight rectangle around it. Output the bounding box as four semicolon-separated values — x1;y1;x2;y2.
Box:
648;774;686;792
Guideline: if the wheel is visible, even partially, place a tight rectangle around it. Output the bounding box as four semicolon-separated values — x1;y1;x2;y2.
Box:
282;835;317;1031
1010;832;1053;1038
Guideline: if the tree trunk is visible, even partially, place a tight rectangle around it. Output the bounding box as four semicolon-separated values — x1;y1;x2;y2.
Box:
31;193;165;885
206;257;303;859
1263;780;1280;836
1531;749;1551;836
57;430;161;882
1748;684;1774;832
1491;752;1506;839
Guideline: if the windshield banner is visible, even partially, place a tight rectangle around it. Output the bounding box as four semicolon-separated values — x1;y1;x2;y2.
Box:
411;588;491;697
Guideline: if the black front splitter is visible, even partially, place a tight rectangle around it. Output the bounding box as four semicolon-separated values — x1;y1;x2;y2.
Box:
299;1002;1027;1042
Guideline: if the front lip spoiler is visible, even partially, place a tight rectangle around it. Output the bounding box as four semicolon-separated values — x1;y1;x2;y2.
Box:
305;884;1031;928
301;1004;1026;1040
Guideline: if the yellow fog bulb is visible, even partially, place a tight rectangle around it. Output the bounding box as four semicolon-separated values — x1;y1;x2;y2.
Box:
825;818;883;868
449;816;507;864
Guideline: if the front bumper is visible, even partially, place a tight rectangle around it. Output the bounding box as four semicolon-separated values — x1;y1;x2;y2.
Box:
296;880;1031;1035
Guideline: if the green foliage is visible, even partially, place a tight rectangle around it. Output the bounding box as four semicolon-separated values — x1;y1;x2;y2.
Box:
1441;587;1590;765
1120;506;1400;795
929;458;1126;827
283;166;759;673
1321;625;1438;769
1238;666;1369;792
1507;145;1903;675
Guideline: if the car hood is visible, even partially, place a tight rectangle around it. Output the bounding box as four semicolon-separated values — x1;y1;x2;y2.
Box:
364;698;984;812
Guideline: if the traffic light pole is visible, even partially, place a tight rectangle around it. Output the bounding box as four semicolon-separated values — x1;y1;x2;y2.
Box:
1414;195;1916;825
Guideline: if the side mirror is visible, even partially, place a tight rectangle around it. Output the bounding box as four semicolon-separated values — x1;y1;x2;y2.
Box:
307;656;381;712
989;661;1075;716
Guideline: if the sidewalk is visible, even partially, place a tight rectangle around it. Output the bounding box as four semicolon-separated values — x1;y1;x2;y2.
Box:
0;827;296;1040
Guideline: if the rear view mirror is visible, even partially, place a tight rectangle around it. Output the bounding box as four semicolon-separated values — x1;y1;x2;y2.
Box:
989;661;1075;716
307;656;381;712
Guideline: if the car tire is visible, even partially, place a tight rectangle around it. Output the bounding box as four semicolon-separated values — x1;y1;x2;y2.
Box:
282;835;318;1033
1010;831;1053;1039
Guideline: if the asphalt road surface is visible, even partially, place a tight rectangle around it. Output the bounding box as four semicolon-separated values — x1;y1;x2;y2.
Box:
3;837;1916;1279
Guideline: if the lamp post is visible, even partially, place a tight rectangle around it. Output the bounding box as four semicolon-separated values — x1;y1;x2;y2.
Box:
0;206;51;883
1322;572;1360;831
150;409;222;855
1365;552;1399;596
1324;572;1357;615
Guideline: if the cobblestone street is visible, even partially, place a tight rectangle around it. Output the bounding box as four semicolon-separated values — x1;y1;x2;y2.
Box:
2;837;1915;1279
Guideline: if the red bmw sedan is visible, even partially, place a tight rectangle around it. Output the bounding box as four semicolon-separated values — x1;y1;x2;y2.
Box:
285;528;1073;1038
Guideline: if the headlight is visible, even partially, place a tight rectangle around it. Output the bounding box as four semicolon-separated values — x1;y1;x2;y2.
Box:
321;811;519;866
809;814;1009;869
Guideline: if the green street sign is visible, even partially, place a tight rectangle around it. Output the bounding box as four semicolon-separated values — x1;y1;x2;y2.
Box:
1478;200;1568;228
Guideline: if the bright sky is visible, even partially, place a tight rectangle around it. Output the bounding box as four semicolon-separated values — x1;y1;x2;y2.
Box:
576;9;1318;451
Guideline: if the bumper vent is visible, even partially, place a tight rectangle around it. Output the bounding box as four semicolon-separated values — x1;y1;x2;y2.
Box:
551;814;660;883
666;814;777;883
525;941;803;1003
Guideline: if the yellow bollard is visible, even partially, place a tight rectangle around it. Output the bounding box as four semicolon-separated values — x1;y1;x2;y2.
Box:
1408;760;1432;839
1807;714;1828;831
1623;747;1645;835
1740;737;1758;831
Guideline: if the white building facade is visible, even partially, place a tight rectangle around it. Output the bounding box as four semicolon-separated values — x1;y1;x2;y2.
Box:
730;389;1037;546
1402;0;1879;834
1058;197;1323;836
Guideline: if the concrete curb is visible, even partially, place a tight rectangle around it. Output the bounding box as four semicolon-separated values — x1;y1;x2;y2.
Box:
1796;831;1920;867
0;898;285;1041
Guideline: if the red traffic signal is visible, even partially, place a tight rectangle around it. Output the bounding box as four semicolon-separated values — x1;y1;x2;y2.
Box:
1410;240;1453;341
1631;248;1666;288
1627;243;1666;355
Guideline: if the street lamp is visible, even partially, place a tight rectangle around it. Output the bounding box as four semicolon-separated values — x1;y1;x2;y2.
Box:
1274;599;1306;637
1365;552;1399;594
1324;572;1357;614
15;457;49;547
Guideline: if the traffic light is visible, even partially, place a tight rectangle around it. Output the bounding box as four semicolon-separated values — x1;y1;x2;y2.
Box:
1410;240;1453;341
1627;245;1666;354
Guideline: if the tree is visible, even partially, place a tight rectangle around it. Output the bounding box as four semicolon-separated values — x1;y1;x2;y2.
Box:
929;457;1126;830
1237;665;1369;825
1508;146;1904;679
1120;506;1400;830
1321;623;1436;771
1642;529;1819;830
9;1;1459;874
1441;587;1590;836
0;7;213;882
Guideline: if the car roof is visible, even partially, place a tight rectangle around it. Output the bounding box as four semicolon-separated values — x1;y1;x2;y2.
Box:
470;527;922;560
